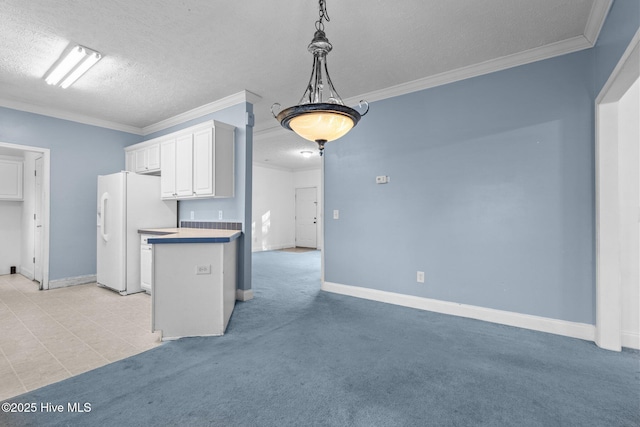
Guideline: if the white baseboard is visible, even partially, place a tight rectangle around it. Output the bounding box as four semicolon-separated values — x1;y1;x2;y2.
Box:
252;243;296;253
622;330;640;350
322;281;596;343
49;274;96;289
0;267;17;275
19;266;34;280
236;289;254;301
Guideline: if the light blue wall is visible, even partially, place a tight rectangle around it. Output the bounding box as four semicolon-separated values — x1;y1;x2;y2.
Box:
324;0;639;325
593;0;640;93
0;107;142;280
144;102;253;290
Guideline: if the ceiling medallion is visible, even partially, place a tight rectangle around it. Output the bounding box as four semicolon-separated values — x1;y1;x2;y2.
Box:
272;0;368;156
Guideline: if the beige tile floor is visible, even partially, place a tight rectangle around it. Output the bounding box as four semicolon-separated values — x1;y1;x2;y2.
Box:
0;274;161;402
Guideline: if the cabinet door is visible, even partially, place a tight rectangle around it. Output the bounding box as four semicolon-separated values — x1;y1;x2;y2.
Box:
0;159;23;200
160;139;176;199
175;134;194;197
147;144;161;171
192;128;213;197
125;151;136;172
134;149;147;173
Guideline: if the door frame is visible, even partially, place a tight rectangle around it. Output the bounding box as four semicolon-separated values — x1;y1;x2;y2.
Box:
34;155;44;285
0;141;50;290
595;29;640;351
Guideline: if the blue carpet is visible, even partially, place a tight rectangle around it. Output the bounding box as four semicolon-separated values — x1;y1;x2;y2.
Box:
1;250;639;426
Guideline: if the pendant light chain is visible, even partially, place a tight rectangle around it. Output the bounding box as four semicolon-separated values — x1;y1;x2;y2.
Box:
316;0;330;32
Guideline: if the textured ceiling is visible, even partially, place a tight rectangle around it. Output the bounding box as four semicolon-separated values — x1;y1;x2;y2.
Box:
0;0;605;170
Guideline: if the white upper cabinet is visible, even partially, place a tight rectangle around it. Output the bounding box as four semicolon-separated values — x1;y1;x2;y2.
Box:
0;158;24;201
134;143;160;174
159;121;235;200
125;150;135;172
160;139;177;199
193;129;213;196
175;134;194;198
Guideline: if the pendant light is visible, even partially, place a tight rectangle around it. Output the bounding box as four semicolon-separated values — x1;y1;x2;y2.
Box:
272;0;368;156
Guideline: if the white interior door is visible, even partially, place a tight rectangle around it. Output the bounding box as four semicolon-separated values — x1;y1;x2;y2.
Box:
34;156;43;284
295;187;317;249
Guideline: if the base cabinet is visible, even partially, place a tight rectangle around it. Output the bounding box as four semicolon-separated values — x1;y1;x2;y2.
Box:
152;239;238;339
140;236;153;293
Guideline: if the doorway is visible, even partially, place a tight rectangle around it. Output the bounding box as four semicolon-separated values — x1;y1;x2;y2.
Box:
595;30;640;351
0;142;50;289
295;187;318;249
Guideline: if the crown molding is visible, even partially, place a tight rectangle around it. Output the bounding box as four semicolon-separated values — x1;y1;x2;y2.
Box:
343;35;594;107
0;89;263;137
141;90;262;135
0;98;144;135
0;1;613;139
583;0;614;45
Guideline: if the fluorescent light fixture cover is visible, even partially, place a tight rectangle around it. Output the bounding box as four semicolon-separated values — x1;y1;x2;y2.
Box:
60;51;101;89
44;45;102;88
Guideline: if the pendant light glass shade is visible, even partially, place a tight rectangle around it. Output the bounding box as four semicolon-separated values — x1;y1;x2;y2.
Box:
272;0;368;155
289;111;354;142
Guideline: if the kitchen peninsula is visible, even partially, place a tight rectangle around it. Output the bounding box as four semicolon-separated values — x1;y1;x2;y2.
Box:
139;227;241;340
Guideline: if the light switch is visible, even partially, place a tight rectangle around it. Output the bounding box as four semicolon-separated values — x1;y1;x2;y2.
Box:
333;210;339;219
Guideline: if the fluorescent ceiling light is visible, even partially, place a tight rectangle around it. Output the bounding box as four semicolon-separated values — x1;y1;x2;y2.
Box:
44;45;102;88
60;51;101;89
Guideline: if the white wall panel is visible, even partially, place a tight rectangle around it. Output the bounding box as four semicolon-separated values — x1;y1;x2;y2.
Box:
252;165;295;252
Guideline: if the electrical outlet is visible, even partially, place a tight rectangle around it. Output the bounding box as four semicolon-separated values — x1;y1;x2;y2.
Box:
190;211;195;220
376;175;388;184
218;210;223;220
333;210;339;219
417;271;425;283
196;265;211;275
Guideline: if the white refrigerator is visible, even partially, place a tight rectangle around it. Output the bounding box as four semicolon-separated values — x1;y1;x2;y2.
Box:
97;171;177;295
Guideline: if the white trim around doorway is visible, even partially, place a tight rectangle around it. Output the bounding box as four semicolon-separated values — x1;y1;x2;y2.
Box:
594;28;640;351
0;141;51;290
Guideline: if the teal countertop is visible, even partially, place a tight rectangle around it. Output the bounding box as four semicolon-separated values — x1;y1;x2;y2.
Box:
138;228;241;244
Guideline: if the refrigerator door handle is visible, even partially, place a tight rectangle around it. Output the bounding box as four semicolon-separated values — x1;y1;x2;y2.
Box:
100;192;110;242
